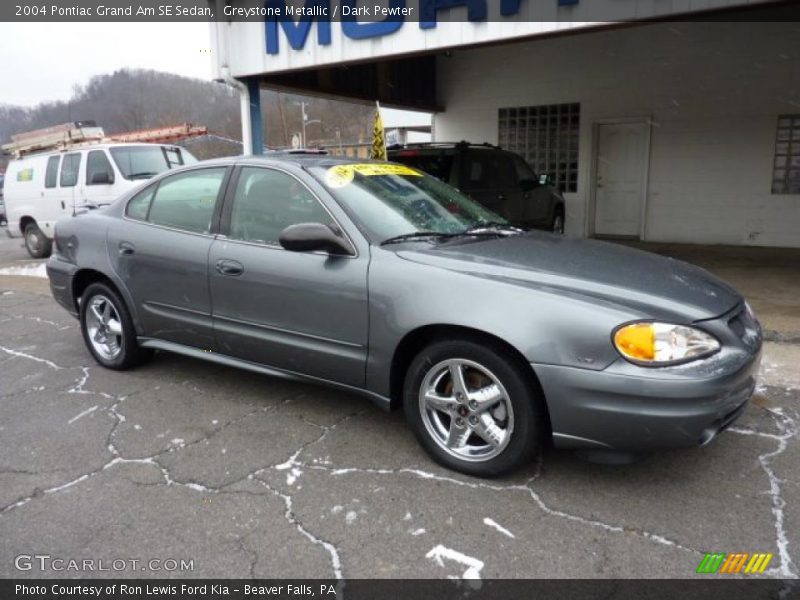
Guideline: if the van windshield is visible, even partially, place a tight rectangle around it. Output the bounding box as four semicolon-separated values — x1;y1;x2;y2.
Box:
110;146;197;180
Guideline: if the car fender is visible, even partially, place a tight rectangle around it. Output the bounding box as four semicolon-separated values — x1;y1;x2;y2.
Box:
365;248;641;398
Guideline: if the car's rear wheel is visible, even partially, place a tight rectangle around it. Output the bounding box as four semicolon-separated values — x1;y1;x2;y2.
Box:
79;282;150;370
24;222;52;258
403;339;545;477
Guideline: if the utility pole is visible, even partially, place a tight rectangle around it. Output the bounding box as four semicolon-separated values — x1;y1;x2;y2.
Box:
301;101;307;148
300;101;321;148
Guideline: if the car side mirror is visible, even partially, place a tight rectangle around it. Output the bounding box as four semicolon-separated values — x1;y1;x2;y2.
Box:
538;173;554;186
279;223;352;255
90;171;114;185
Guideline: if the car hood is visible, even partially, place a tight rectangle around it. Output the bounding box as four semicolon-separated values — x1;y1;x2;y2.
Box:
395;233;742;321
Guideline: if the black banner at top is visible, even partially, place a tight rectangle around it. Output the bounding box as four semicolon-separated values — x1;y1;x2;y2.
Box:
2;0;800;22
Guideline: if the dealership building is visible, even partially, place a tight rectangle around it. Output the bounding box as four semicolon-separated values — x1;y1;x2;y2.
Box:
211;0;800;247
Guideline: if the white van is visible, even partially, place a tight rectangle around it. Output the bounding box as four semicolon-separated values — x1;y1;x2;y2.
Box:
5;143;197;257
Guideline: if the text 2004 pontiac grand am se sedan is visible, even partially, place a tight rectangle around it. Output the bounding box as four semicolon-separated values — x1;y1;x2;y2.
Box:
46;155;762;476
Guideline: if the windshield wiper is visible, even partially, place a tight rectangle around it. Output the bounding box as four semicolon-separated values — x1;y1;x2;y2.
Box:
380;231;456;246
127;171;158;180
462;221;524;235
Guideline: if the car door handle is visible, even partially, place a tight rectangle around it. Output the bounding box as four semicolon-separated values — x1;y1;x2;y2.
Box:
118;241;136;256
215;259;244;277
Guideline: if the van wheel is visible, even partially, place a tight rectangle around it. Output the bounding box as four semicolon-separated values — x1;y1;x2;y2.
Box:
24;222;52;258
403;339;545;477
79;282;151;370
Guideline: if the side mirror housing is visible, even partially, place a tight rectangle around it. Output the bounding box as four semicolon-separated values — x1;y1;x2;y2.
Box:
90;171;114;185
539;173;555;187
279;222;352;255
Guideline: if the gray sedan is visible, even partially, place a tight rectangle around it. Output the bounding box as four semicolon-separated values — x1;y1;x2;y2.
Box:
46;155;762;476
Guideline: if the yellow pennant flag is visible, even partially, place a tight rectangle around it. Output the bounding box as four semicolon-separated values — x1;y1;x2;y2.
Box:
371;102;387;161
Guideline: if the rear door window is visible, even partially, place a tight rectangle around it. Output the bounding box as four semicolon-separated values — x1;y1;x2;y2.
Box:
45;156;60;188
59;153;81;188
126;184;156;221
146;168;227;234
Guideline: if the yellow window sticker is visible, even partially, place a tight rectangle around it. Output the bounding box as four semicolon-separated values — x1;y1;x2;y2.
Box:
16;168;34;182
325;165;356;188
325;163;422;188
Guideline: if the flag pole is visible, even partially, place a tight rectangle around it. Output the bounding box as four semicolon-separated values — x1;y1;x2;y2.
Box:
371;100;387;161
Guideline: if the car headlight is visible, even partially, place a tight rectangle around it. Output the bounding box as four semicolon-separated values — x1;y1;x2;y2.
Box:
613;322;720;366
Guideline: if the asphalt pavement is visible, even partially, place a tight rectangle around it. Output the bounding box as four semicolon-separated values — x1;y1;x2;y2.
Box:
0;228;798;580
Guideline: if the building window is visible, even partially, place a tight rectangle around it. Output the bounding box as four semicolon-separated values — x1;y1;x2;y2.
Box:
498;103;580;193
773;115;800;194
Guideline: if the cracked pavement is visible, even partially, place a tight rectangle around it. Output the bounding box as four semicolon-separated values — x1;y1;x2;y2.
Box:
0;234;799;580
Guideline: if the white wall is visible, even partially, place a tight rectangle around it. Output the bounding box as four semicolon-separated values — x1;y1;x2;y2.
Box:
434;22;800;247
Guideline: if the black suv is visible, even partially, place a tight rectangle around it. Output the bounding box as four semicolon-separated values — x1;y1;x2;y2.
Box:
388;142;565;233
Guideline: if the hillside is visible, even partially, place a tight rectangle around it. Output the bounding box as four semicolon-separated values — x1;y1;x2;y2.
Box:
0;68;373;164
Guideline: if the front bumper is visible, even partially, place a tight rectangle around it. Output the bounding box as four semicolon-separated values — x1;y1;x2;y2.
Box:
535;306;762;451
46;256;79;318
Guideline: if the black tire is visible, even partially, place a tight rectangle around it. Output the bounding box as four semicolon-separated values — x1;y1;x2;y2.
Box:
24;222;52;258
79;282;151;370
403;338;545;477
551;206;565;234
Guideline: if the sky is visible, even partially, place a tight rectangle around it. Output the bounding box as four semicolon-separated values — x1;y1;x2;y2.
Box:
0;22;213;107
0;21;430;135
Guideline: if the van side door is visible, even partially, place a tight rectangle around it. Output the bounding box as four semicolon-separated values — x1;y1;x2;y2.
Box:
55;152;81;214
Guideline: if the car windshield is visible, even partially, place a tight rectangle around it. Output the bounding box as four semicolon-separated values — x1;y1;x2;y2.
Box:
310;163;508;243
110;146;198;180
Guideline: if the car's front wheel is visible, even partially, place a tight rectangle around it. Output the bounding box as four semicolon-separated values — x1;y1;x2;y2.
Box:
79;282;150;370
404;339;545;477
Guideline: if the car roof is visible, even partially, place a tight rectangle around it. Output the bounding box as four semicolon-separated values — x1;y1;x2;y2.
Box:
196;154;397;170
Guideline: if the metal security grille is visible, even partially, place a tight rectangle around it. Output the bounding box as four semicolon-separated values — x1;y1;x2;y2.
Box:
772;115;800;194
498;103;580;193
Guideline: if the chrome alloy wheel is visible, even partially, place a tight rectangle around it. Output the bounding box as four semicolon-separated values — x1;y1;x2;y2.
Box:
85;295;123;360
418;358;514;462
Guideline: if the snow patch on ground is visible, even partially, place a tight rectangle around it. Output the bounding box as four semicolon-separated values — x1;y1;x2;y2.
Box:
426;544;484;582
0;263;48;278
68;405;98;425
286;467;303;486
483;517;515;539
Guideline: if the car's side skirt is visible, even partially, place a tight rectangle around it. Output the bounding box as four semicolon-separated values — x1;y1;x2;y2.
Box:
137;337;391;411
